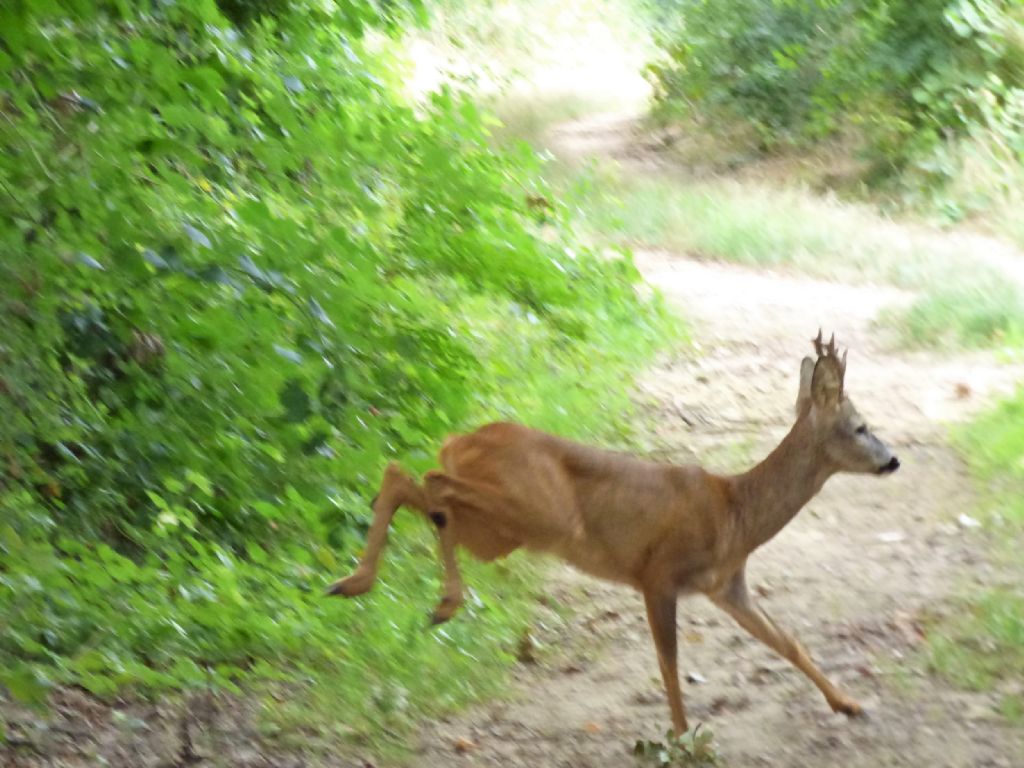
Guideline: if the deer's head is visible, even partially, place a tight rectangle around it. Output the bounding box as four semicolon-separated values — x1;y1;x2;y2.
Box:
796;331;900;476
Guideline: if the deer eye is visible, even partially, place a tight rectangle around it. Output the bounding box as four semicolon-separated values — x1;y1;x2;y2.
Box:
855;425;868;435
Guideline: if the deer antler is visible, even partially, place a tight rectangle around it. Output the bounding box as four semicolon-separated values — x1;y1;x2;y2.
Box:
812;329;825;358
812;329;842;360
812;329;848;394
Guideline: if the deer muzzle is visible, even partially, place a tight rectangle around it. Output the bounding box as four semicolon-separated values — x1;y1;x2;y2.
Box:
877;456;900;475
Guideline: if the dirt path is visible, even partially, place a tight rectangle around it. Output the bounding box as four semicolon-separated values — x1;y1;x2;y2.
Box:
408;118;1024;768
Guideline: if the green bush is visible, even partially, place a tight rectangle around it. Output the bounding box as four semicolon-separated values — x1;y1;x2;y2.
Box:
646;0;848;144
647;0;1024;199
0;0;672;730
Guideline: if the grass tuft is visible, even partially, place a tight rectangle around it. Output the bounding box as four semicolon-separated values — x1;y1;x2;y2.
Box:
925;387;1024;723
887;278;1024;349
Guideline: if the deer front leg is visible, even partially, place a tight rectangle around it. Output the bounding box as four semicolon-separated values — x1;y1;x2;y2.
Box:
710;568;863;717
643;589;689;736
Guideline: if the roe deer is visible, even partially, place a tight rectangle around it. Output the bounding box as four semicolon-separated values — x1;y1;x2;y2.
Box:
328;331;900;735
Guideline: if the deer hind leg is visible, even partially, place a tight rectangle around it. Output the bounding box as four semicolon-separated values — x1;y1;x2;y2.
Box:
412;471;462;624
710;568;863;717
643;588;689;736
426;506;464;625
421;470;526;623
326;462;428;599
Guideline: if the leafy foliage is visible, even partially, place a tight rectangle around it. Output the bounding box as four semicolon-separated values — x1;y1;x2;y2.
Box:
647;0;848;144
0;0;671;733
634;726;719;767
647;0;1024;204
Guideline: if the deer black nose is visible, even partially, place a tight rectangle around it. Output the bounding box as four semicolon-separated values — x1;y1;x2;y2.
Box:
878;456;900;474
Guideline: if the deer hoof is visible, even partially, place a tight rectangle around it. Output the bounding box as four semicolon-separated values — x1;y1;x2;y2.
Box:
831;697;865;718
428;595;462;626
429;610;452;627
325;574;372;598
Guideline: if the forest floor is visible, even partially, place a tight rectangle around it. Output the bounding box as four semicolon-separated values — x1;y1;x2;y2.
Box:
408;112;1024;768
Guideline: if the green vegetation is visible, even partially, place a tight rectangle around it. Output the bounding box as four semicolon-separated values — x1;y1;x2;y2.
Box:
956;388;1024;525
891;279;1024;348
928;389;1024;721
929;589;1024;719
564;164;961;286
0;0;673;749
648;0;1024;218
634;726;719;767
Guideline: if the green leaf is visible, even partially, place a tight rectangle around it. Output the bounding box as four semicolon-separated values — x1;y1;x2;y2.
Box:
279;378;312;423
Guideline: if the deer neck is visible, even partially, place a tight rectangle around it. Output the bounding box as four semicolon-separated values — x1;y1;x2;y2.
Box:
728;416;836;553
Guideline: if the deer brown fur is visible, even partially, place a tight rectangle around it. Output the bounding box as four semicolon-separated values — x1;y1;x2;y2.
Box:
328;331;900;735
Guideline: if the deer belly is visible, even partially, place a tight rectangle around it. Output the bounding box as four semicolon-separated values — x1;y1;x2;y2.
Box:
554;537;639;586
454;515;521;562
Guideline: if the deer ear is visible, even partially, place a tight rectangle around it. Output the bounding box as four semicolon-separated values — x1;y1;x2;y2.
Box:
811;356;843;410
796;356;814;414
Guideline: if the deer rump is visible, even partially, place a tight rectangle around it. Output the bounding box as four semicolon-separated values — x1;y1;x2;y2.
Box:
328;331;900;737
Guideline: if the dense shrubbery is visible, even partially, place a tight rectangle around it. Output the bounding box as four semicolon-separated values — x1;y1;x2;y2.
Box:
0;0;669;726
648;0;1024;206
647;0;846;142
